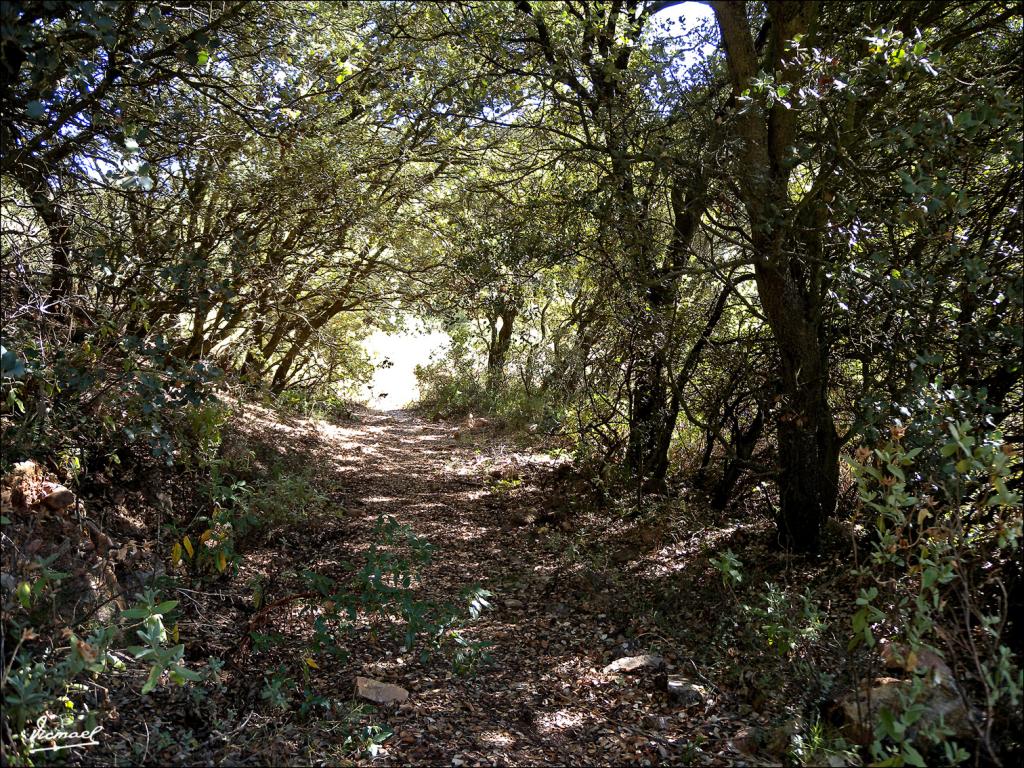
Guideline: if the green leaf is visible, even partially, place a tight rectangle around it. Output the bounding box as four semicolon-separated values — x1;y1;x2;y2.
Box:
141;665;162;694
197;49;210;66
903;744;927;767
171;665;203;681
1;346;26;378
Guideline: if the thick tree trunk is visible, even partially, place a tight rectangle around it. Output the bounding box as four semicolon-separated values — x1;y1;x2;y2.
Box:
486;305;517;394
626;355;675;487
755;258;840;552
712;0;836;551
774;390;839;551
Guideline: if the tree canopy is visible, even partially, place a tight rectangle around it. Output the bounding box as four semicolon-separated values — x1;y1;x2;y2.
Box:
1;2;1021;766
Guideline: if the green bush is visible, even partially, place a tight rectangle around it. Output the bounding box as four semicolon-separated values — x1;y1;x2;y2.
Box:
1;331;220;476
415;347;556;428
414;354;489;420
848;395;1022;765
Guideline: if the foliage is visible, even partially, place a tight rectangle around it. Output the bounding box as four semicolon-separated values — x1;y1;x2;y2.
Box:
711;549;743;590
2;587;205;763
848;398;1022;764
1;0;1021;763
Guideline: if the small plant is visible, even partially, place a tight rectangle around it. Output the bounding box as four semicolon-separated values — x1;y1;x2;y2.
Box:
789;716;858;766
339;705;394;758
249;463;328;524
446;630;494;677
169;503;251;578
491;475;522;495
182;400;231;468
260;665;294;711
711;549;743;589
122;591;203;693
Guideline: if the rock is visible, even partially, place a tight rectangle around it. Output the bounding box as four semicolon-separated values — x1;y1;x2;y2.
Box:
355;676;409;705
664;676;707;707
602;654;665;675
767;718;802;755
730;726;766;756
644;715;668;730
880;641;955;685
42;486;75;511
504;599;525;610
839;676;971;744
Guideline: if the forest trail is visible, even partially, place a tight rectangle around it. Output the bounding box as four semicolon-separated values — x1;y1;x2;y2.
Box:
225;404;729;766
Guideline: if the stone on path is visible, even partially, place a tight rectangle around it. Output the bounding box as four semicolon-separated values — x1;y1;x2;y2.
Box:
42;485;76;511
664;676;708;707
356;676;409;704
602;654;665;675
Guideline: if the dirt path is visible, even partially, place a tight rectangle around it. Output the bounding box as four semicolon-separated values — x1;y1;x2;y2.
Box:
224;405;741;766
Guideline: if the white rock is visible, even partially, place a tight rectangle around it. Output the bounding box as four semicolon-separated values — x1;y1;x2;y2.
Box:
355;676;409;705
602;654;665;674
665;676;708;707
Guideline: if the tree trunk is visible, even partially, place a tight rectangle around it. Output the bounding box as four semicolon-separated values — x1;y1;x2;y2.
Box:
712;0;837;552
269;295;353;394
755;258;839;552
711;402;765;510
12;164;74;307
625;177;708;488
486;305;517;394
626;353;675;488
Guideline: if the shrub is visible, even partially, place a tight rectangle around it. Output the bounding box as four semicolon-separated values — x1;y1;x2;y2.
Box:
847;394;1022;765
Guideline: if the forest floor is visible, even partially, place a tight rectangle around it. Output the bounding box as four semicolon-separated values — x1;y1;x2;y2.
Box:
6;402;864;766
177;403;858;767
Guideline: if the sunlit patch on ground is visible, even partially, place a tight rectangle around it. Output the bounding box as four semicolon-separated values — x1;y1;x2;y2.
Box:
478;729;515;747
536;709;586;734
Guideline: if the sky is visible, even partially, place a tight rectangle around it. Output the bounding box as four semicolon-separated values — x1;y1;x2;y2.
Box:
654;1;715;31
